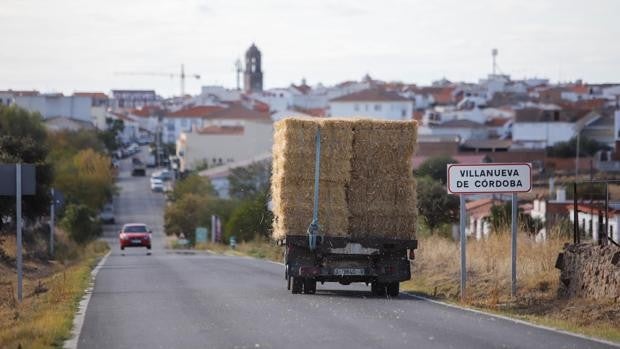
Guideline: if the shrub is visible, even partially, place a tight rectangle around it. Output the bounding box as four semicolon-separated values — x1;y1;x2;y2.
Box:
60;204;101;244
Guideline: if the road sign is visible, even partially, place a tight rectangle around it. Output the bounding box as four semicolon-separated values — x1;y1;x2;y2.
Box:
447;163;531;194
195;227;208;243
0;164;36;196
447;162;531;301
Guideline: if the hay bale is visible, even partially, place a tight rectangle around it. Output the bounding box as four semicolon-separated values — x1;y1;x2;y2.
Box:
271;117;418;240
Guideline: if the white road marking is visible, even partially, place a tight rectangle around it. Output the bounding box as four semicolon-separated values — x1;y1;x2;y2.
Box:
64;251;111;349
405;293;620;348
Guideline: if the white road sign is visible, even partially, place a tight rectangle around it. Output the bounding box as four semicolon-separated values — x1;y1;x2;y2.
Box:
447;163;531;194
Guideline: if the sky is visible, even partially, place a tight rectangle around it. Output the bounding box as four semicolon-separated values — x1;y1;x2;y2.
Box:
1;0;619;97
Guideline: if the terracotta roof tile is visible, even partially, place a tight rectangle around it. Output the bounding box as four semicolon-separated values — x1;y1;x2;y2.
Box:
203;103;271;121
197;125;245;135
166;106;224;118
74;92;108;99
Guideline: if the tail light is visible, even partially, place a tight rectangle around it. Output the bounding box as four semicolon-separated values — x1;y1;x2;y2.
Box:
409;249;415;260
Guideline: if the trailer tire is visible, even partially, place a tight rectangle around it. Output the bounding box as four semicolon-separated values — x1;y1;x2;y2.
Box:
291;277;303;294
303;279;316;294
387;282;399;297
371;282;386;296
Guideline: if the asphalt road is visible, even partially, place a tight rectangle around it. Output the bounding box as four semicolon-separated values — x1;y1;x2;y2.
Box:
77;153;616;349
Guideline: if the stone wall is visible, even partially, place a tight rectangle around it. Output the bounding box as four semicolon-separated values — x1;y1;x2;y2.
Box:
555;243;620;302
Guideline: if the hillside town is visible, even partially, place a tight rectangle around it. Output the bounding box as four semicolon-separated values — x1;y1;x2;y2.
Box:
2;44;619;245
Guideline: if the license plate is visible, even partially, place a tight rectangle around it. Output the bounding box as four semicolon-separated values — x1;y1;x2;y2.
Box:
334;268;365;276
131;239;141;244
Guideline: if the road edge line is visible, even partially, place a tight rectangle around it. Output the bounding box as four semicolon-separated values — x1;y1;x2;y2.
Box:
63;250;111;349
405;292;620;348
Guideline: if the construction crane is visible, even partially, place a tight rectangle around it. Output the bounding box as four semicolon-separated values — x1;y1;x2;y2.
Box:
114;64;200;96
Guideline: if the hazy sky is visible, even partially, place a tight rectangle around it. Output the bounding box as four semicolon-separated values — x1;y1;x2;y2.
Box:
1;0;619;97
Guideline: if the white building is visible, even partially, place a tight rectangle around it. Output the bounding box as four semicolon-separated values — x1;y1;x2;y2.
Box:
329;88;413;120
162;106;224;144
177;103;273;171
569;203;620;243
13;93;93;122
512;108;596;149
418;119;488;143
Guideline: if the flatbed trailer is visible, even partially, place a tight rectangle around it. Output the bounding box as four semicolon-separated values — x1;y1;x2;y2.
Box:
284;235;417;296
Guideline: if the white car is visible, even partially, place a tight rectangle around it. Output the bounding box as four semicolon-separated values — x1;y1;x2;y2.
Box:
150;178;164;192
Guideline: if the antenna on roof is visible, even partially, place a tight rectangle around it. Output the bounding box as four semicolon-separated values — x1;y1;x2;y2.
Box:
235;58;242;91
492;48;498;76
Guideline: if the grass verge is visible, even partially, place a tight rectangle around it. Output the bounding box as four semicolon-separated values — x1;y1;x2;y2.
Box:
402;234;620;343
0;239;109;348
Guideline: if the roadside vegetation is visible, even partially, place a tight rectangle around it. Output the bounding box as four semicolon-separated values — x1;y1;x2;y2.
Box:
164;161;272;245
0;105;119;348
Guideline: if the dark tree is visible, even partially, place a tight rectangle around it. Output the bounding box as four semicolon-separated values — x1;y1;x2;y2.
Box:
0;106;52;228
227;161;271;200
546;136;609;158
415;156;457;184
416;176;459;234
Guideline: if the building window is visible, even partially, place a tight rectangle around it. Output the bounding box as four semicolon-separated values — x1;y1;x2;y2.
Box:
354;104;359;111
374;104;381;111
401;109;407;118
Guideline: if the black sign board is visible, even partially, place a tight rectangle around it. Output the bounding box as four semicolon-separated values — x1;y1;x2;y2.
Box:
0;164;36;196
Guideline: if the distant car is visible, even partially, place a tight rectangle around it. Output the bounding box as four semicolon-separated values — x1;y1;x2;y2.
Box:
100;203;115;224
159;169;173;181
150;178;164;192
119;223;151;251
132;157;146;176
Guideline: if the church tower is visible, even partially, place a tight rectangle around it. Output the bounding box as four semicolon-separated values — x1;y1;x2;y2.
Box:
243;43;263;93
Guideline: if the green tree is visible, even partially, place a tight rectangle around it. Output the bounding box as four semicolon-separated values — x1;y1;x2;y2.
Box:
169;174;216;202
228;161;271;200
224;192;273;242
546;136;609;158
415;156;457;184
489;202;512;233
416;176;459;234
60;203;101;244
98;118;124;153
54;149;116;211
0;105;52;227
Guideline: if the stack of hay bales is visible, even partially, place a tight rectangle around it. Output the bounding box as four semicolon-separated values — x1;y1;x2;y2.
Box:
271;117;417;241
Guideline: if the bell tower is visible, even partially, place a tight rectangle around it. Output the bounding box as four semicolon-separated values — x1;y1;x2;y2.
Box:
243;43;263;93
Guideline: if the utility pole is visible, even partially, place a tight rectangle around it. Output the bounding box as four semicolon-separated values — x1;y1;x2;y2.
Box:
16;164;23;302
575;130;580;179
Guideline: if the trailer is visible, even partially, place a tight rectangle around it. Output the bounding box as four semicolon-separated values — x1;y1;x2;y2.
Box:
280;127;418;296
284;235;417;296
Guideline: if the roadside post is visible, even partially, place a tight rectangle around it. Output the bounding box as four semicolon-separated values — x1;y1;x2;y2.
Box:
0;163;36;303
447;163;531;300
50;188;55;257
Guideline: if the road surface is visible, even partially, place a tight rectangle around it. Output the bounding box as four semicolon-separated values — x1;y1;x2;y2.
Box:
76;154;616;349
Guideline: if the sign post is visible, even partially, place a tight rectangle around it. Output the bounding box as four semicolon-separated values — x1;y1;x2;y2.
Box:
50;188;55;257
459;194;466;301
1;163;36;303
16;164;23;303
447;163;531;300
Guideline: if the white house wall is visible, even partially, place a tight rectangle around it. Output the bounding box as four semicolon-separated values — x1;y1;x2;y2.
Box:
182;121;273;170
14;95;93;122
329;101;413;120
512;122;574;148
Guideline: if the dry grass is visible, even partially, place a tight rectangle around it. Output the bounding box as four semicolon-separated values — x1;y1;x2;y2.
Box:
0;236;108;348
402;233;620;342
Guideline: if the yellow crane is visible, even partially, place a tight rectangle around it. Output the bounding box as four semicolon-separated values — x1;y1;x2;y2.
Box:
114;64;200;96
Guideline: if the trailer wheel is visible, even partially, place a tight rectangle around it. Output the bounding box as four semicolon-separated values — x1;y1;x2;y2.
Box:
386;282;399;297
303;279;316;294
291;277;303;294
371;282;386;296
